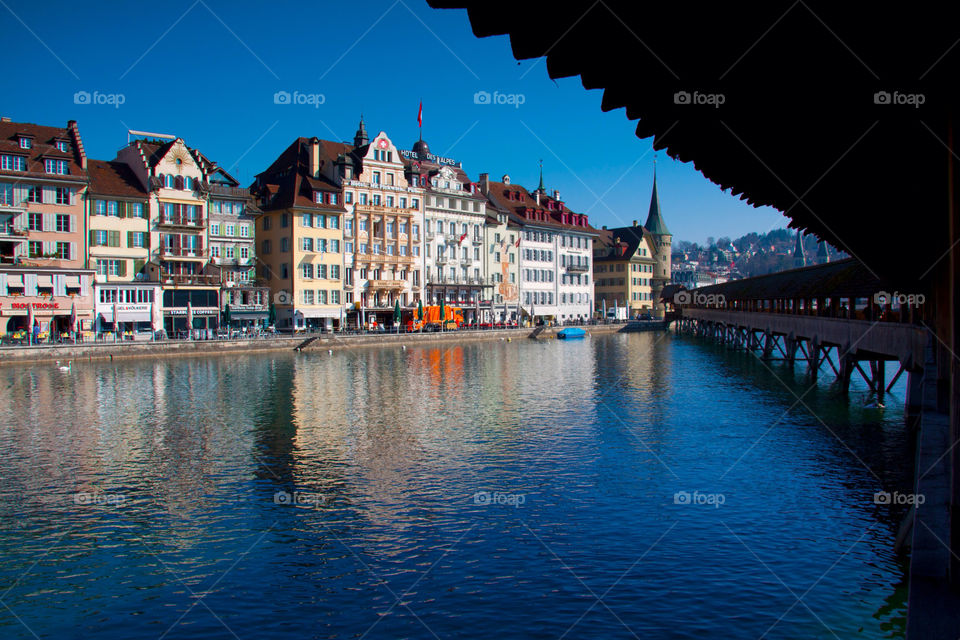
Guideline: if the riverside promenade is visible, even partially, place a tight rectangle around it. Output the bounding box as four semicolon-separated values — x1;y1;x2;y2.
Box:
0;323;640;366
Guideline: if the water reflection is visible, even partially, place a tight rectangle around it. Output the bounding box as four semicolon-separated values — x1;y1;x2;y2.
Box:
0;333;909;639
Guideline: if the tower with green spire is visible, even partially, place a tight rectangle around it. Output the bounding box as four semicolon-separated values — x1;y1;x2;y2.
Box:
644;159;672;318
793;230;806;268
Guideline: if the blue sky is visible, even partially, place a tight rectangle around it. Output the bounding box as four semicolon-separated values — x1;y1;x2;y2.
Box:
1;0;787;243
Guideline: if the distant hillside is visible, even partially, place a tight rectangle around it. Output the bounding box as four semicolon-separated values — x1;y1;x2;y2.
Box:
674;229;847;278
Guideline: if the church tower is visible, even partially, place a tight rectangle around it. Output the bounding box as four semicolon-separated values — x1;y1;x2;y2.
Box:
793;230;807;268
353;115;368;147
644;161;672;318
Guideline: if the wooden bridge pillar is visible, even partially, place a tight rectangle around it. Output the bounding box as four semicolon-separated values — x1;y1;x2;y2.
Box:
810;337;821;382
786;332;797;367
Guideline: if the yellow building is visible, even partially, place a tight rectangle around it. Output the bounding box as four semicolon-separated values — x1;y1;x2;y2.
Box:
593;223;658;317
253;137;346;331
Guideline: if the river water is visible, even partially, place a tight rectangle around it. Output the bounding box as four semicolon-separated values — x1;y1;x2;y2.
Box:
0;332;911;639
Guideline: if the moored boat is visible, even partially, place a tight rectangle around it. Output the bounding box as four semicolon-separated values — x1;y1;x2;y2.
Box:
557;327;586;340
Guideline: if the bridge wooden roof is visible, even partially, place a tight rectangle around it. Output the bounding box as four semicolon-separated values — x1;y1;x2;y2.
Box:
694;258;886;301
428;2;959;280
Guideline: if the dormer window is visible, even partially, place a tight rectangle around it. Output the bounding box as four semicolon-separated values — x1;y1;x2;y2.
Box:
44;159;69;175
313;191;323;204
56;140;69;152
19;137;32;149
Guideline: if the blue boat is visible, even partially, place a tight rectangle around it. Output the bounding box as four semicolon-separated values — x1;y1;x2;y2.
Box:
557;327;586;340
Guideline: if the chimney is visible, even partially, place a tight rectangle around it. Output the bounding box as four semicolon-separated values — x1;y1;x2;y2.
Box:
478;172;489;194
535;190;540;205
632;220;638;227
0;117;10;123
502;174;510;185
552;189;559;200
602;225;607;230
309;137;320;178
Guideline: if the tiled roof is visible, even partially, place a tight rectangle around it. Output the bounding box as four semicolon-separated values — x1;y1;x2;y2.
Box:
255;137;349;211
87;159;148;198
0;120;86;179
485;180;597;234
594;225;650;262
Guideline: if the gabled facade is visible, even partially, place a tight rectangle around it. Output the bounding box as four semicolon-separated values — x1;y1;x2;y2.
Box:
479;172;521;322
116;135;219;332
0;117;96;337
253;136;346;330
338;121;424;328
593;222;658;315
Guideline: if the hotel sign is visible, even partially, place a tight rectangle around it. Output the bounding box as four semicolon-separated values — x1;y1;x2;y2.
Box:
399;149;461;168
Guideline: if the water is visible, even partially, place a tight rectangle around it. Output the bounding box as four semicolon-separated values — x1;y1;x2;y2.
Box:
0;332;911;639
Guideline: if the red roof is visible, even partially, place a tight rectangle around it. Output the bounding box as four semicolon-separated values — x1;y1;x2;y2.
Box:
484;180;596;234
0;119;86;180
87;159;148;198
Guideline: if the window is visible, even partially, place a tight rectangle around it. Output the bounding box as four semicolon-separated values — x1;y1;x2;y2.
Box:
386;196;394;207
330;239;339;252
345;242;354;253
239;224;249;237
281;263;289;279
262;239;271;254
211;245;221;258
55;187;71;205
302;214;312;227
19;137;32;149
331;265;340;279
224;246;234;259
281;237;289;252
211;223;220;236
56;140;69;152
373;194;381;206
330;194;338;205
27;187;42;203
107;201;118;216
400;197;407;208
317;264;327;279
0;183;11;206
302;237;314;252
56;214;71;232
332;290;341;304
372;171;381;184
281;213;289;227
1;155;27;171
28;213;43;231
345;192;353;204
263;216;271;230
302;289;314;305
328;216;338;229
131;203;143;218
225;224;235;237
315;215;325;229
359;193;368;205
45;159;69;175
57;242;71;260
302;263;313;279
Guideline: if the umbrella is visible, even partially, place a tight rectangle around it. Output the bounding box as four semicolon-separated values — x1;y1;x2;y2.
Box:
27;303;34;344
417;299;424;321
223;303;231;328
439;297;446;332
70;300;77;337
393;299;401;332
268;302;277;326
602;298;607;321
187;301;194;338
113;301;119;339
614;298;619;322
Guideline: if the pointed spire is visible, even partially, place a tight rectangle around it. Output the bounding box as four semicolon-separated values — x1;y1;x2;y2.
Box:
643;159;671;236
793;230;807;268
816;239;830;264
537;159;545;193
353;114;368;147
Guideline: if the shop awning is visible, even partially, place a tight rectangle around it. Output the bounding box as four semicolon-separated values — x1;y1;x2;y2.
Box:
36;275;53;287
65;275;81;287
6;274;23;287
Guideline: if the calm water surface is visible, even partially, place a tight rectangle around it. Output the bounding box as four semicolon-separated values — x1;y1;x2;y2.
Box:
0;332;911;639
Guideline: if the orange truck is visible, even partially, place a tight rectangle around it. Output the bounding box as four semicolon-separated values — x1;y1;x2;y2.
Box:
408;306;464;331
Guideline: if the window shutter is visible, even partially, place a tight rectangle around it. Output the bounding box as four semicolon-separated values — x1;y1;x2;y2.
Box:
109;230;120;247
133;259;145;275
89;230;97;247
127;231;133;247
119;260;127;277
69;242;75;261
13;211;26;231
43;187;55;204
68;215;75;233
43;213;55;231
144;232;151;248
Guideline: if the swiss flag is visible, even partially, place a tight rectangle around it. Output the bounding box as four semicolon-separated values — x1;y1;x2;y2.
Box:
417;102;422;128
459;232;468;244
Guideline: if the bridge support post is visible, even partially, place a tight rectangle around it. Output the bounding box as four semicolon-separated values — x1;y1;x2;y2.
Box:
839;351;854;395
786;332;797;367
876;361;886;402
762;330;773;360
810;337;821;382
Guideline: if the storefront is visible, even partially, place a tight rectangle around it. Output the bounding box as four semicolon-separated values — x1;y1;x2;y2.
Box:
162;287;220;334
0;269;96;339
94;283;162;335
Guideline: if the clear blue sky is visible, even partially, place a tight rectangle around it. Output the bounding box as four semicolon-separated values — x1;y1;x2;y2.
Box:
1;0;787;244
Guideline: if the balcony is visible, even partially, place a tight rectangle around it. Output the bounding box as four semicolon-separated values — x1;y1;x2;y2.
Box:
354;253;415;266
472;237;482;246
425;231;436;241
159;215;204;229
160;247;207;259
355;203;416;215
367;279;407;290
207;184;250;198
436;256;449;265
161;273;220;287
461;257;474;266
566;263;590;273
